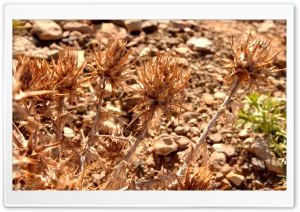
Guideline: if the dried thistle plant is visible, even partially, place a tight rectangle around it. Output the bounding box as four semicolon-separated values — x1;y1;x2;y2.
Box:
13;50;90;191
102;52;191;190
13;55;55;102
12;30;285;191
131;52;191;121
51;49;88;104
124;52;191;161
80;39;132;152
218;32;283;125
89;38;132;95
178;32;282;177
79;39;133;190
219;32;282;92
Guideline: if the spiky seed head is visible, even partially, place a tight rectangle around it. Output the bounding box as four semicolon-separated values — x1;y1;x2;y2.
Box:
51;49;88;103
15;55;51;92
131;52;191;123
89;38;132;95
219;32;282;92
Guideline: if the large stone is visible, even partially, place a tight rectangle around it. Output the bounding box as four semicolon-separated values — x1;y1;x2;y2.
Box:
209;152;226;171
63;21;94;34
238;128;250;139
208;133;223;143
174;126;185;135
182;112;199;123
219;163;233;175
174;136;190;150
142;21;158;33
212;143;226;153
202;93;215;105
125;20;142;33
187;37;213;51
174;47;191;55
243;137;286;175
153;136;178;156
226;172;244;187
98;23;127;37
31;20;63;40
251;157;266;171
224;145;235;158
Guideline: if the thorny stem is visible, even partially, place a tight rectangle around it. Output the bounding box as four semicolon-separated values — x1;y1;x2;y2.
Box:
177;78;240;176
78;79;106;189
51;96;65;160
124;105;156;162
87;79;106;148
104;105;158;190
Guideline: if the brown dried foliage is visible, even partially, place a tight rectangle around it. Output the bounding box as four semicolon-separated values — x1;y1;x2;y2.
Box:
219;32;282;92
12;33;283;191
89;39;132;96
131;52;191;124
217;32;283;126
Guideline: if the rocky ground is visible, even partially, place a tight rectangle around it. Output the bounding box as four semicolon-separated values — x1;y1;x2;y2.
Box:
13;19;287;190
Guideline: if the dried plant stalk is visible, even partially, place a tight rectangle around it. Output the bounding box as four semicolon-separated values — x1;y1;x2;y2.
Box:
178;32;282;177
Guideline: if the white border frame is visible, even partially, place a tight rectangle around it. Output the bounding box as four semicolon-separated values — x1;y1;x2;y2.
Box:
3;3;294;207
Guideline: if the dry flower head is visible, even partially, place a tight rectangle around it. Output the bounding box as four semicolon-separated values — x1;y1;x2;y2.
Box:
51;49;87;100
89;38;132;95
219;32;282;92
131;52;191;123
